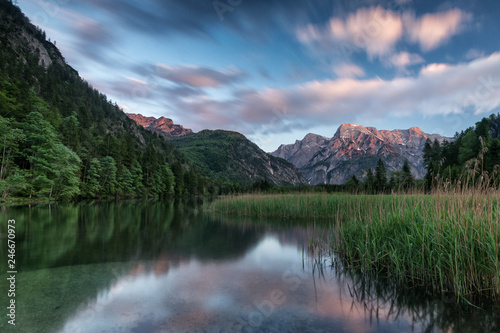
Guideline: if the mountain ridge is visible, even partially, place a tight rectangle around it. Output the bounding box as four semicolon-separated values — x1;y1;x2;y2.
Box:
126;113;194;138
272;123;450;185
171;129;307;186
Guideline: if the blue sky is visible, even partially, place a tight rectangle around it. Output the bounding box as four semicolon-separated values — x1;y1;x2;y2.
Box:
17;0;500;151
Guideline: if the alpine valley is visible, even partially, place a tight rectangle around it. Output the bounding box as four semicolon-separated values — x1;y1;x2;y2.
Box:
126;114;306;186
271;123;450;185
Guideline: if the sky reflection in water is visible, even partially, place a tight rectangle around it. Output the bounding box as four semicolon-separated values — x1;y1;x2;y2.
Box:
59;235;420;333
1;202;496;333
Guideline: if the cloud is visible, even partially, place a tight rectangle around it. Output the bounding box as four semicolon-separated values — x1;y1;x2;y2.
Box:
404;9;470;51
108;54;500;140
47;8;118;66
229;52;500;133
297;6;404;59
76;0;337;42
465;48;485;60
388;51;425;70
297;7;471;61
155;65;245;88
334;63;366;78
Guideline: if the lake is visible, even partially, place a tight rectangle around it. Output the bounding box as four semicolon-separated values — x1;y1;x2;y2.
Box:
0;200;499;332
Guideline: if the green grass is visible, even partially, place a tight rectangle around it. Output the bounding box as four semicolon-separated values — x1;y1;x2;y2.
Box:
0;197;52;204
208;193;500;301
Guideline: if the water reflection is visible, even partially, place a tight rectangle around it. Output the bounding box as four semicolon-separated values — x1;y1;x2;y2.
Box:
0;201;498;332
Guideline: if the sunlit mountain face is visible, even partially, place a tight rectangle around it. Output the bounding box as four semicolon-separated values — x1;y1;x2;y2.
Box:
17;0;500;151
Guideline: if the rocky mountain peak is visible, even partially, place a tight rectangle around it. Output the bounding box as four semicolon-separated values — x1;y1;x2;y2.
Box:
126;113;193;138
156;117;174;125
271;123;451;185
335;123;372;139
409;126;424;134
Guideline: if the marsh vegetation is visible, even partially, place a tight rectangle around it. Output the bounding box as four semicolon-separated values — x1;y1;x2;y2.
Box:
209;192;500;302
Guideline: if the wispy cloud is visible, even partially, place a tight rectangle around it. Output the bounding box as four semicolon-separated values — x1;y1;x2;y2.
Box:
388;51;425;70
155;65;245;88
334;63;366;78
404;9;471;51
229;52;500;132
297;6;404;59
465;48;485;60
297;7;471;61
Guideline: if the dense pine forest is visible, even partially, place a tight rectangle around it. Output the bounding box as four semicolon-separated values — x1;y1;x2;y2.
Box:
0;0;211;200
423;114;500;190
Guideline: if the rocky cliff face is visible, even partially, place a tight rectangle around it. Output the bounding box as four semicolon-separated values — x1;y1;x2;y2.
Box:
271;123;450;185
126;113;193;138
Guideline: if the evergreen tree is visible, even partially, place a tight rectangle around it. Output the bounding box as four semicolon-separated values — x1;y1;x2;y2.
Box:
60;112;80;152
423;138;433;170
432;139;442;163
172;161;184;196
458;130;478;166
130;160;144;194
364;168;375;194
402;159;414;190
0;115;24;180
99;156;117;196
51;143;80;199
0;173;27;198
83;158;101;198
117;166;134;197
162;163;175;197
22;112;59;197
345;174;360;193
375;159;387;193
423;139;443;191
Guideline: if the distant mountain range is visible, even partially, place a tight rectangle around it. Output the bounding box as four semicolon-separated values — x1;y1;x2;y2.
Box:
271;123;450;185
126;113;193;138
126;113;306;185
126;112;451;186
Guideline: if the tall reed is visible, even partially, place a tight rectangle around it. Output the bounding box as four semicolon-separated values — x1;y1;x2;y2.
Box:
208;193;500;301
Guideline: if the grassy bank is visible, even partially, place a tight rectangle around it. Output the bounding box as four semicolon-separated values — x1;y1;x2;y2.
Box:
208;193;500;301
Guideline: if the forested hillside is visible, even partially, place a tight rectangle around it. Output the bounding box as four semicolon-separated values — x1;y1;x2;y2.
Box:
171;130;307;186
0;0;209;199
423;113;500;189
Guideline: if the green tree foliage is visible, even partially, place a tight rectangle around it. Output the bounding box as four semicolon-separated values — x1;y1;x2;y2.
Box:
60;112;80;152
424;113;500;190
130;160;144;195
83;158;101;198
51;143;81;199
0;0;210;199
345;174;360;193
19;112;80;198
162;163;175;197
0;115;24;180
375;159;387;193
402;159;414;190
423;139;443;191
99;156;117;196
117;166;134;197
364;168;375;194
0;173;27;198
458;130;478;166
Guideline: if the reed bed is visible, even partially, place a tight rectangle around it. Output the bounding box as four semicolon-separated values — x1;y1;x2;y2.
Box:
208;193;500;301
